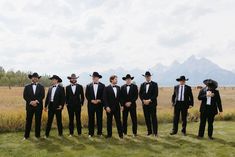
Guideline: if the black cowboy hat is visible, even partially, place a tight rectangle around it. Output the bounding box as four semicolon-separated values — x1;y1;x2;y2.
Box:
122;74;134;80
28;72;41;79
67;74;79;79
176;76;189;81
90;72;102;78
49;75;62;83
142;71;152;77
203;79;218;89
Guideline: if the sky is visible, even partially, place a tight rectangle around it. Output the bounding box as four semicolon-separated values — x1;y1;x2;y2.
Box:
0;0;235;77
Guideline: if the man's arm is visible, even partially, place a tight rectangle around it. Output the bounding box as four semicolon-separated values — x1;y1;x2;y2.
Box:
198;88;207;101
80;85;85;106
188;86;194;107
132;85;138;103
216;90;223;112
171;86;176;105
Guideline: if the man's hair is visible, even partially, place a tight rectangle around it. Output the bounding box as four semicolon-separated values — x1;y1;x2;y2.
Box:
109;75;117;83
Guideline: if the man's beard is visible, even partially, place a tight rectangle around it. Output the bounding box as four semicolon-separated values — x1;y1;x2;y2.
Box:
70;80;77;84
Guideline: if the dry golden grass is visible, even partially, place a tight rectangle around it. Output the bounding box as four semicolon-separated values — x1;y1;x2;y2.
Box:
0;86;234;132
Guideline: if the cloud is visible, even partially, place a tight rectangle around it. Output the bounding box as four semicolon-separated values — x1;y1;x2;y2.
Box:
0;0;235;76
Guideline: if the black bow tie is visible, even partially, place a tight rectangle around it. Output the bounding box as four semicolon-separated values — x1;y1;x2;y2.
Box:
94;83;98;84
146;82;150;85
71;84;76;86
32;83;37;85
52;85;56;88
112;85;117;88
126;85;131;87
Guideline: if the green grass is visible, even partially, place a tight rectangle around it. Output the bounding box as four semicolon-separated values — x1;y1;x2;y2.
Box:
0;122;235;157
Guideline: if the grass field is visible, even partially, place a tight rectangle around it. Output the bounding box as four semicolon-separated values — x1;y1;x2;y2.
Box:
0;87;235;157
0;87;235;132
0;122;235;157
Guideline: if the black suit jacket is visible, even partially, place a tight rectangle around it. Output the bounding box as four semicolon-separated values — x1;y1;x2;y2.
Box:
120;84;138;108
139;81;158;106
198;87;223;115
85;82;105;106
172;84;194;108
23;83;45;110
45;85;66;110
66;84;84;108
103;85;121;111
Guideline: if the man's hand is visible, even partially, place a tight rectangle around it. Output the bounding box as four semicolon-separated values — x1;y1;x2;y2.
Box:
125;102;131;107
91;100;97;104
143;99;151;105
30;101;37;107
106;107;111;113
121;106;124;112
96;99;101;103
218;112;223;117
207;91;214;97
44;107;48;112
57;105;62;110
92;100;101;104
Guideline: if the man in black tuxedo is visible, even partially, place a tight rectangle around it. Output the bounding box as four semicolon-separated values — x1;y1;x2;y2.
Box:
44;75;65;137
139;71;158;137
66;74;84;136
23;72;45;140
85;72;105;137
170;76;194;136
120;74;138;137
198;79;223;140
103;75;123;139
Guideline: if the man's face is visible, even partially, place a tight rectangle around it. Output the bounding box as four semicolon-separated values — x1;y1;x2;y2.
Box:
179;80;185;85
125;78;132;85
92;76;99;83
31;77;39;83
112;77;118;85
145;76;151;82
51;79;58;85
70;78;77;84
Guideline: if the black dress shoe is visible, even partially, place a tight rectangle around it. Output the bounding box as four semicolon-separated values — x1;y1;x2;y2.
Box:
119;136;123;139
147;133;152;136
208;136;214;140
197;136;203;139
170;132;177;135
181;131;187;136
106;135;112;139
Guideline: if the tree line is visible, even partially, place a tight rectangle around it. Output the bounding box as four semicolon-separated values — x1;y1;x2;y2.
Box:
0;66;51;88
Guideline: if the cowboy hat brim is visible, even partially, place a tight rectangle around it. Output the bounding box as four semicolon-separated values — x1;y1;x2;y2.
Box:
89;74;102;78
203;79;218;89
176;78;189;81
142;74;152;77
122;77;134;80
49;76;62;83
28;74;41;79
67;76;79;80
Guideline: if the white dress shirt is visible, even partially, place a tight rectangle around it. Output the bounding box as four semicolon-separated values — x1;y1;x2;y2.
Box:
51;84;58;102
71;84;76;94
126;85;130;94
112;85;117;98
206;88;212;105
32;83;37;94
146;82;151;93
178;85;185;101
93;83;98;99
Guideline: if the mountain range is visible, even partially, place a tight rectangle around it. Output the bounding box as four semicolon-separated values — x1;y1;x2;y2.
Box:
68;55;235;87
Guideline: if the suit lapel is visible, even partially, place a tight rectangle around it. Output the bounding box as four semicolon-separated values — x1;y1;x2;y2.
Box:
146;83;151;94
109;85;116;98
34;84;40;96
